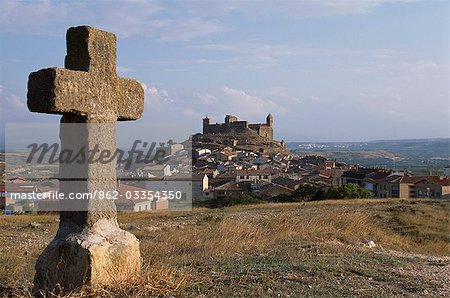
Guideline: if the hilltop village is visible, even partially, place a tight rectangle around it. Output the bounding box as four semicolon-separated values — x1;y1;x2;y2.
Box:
1;114;450;213
191;114;450;202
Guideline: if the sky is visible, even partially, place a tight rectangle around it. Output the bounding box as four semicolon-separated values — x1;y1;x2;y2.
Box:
0;0;449;143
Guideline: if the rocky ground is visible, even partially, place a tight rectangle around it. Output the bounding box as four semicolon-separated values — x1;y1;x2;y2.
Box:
0;198;448;297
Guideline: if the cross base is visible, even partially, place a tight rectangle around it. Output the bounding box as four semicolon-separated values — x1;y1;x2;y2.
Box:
33;218;141;295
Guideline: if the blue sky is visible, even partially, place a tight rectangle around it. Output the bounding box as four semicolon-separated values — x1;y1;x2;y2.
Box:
1;0;449;142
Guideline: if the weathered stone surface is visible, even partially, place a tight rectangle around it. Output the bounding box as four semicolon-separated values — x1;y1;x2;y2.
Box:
34;218;141;293
27;26;144;120
28;26;144;294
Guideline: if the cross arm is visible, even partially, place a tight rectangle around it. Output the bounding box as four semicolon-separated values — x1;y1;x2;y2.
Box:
114;77;144;120
28;68;144;120
27;67;95;115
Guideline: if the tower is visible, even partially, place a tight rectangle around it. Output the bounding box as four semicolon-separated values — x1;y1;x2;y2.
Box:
266;113;273;127
225;114;238;124
203;116;210;134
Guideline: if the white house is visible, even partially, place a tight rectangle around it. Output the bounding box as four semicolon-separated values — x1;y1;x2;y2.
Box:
236;169;272;183
444;166;450;177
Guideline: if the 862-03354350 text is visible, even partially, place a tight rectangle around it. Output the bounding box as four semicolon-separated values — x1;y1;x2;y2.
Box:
9;190;183;201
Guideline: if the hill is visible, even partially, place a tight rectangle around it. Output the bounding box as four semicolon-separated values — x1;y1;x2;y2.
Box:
288;138;450;175
193;127;290;154
1;199;449;297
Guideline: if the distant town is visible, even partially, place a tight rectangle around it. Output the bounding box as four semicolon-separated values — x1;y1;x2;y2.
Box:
1;114;449;214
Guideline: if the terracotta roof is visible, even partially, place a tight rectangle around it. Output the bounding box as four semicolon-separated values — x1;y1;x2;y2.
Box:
261;183;294;192
236;169;272;176
400;176;427;184
4;184;37;192
214;181;248;191
318;169;341;178
145;174;205;181
342;169;378;180
423;176;450;186
272;177;302;188
386;175;403;183
374;174;403;183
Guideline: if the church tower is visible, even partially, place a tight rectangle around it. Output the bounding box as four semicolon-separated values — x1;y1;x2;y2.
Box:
266;113;273;127
203;116;210;134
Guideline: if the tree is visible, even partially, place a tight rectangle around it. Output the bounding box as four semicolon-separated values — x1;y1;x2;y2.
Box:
325;183;373;199
293;184;321;201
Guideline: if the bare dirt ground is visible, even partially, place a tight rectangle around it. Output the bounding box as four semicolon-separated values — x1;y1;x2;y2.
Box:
1;198;448;297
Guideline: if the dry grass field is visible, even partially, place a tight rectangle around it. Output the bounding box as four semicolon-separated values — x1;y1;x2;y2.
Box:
0;198;449;297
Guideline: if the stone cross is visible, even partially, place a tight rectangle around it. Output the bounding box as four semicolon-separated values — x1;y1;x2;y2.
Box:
27;26;143;293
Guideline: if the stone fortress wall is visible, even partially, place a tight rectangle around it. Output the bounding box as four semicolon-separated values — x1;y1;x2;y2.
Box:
203;114;274;140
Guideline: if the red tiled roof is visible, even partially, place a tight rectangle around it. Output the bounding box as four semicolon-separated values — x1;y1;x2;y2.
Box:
145;174;205;181
214;181;248;191
368;171;392;180
423;176;450;187
400;176;427;184
342;169;378;180
4;184;36;192
318;169;341;178
236;169;271;176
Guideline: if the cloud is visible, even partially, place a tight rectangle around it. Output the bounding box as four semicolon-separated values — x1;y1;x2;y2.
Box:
197;93;218;105
190;42;405;69
183;108;200;118
162;68;189;72
176;0;409;20
268;87;303;104
222;86;288;117
141;83;172;107
0;0;227;41
142;86;289;126
7;94;27;110
0;0;408;41
193;43;404;58
151;18;227;42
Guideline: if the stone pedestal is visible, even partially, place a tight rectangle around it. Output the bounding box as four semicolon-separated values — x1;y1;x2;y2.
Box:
33;218;141;293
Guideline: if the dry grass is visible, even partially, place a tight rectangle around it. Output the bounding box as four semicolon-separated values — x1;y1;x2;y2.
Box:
5;267;188;298
1;199;449;297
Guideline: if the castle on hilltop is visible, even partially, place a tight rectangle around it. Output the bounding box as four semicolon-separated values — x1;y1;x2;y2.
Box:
203;114;274;140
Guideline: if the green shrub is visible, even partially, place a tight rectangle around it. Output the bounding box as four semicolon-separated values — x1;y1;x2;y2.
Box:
325;183;373;199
